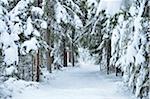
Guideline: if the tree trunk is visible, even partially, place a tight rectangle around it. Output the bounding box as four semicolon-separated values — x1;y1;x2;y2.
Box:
72;42;75;67
33;0;42;82
32;56;34;81
32;52;40;82
46;50;52;73
46;28;52;73
36;0;42;8
106;39;111;75
63;37;67;67
36;51;40;82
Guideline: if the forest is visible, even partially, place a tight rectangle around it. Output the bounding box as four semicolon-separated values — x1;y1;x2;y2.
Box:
0;0;149;99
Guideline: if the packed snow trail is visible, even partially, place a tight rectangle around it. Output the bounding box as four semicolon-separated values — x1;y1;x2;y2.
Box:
12;64;135;99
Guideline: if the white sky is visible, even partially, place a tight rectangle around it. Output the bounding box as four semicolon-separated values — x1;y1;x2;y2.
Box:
96;0;123;16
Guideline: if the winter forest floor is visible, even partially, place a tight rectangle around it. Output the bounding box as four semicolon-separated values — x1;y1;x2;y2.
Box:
12;63;136;99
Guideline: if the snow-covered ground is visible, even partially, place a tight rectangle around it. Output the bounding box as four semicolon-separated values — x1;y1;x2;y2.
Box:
12;63;136;99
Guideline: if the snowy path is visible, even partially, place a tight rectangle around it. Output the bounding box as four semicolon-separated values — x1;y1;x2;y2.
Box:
13;64;135;99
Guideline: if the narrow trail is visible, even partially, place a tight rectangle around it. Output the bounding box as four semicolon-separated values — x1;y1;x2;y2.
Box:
13;64;135;99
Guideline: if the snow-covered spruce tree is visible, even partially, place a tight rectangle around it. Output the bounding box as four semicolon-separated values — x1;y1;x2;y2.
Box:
79;0;122;74
111;0;149;98
47;0;83;67
0;0;47;81
86;10;109;70
14;0;46;81
61;0;83;67
77;0;88;26
42;0;57;73
127;0;149;98
110;10;131;76
79;0;99;42
7;0;20;11
0;0;13;78
94;11;120;74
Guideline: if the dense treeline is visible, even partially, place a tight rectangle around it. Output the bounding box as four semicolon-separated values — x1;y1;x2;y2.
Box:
0;0;149;99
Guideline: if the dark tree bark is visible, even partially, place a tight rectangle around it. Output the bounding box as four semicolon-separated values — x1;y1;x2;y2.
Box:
46;50;52;73
36;51;40;82
72;42;75;67
32;56;34;81
33;0;43;82
142;0;150;17
71;28;75;67
36;0;42;8
46;27;52;73
106;39;111;75
63;37;67;67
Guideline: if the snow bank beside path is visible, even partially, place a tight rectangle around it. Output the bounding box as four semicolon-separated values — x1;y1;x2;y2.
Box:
0;78;39;99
